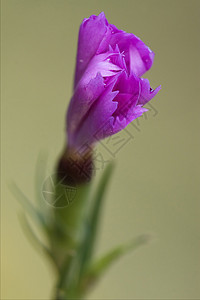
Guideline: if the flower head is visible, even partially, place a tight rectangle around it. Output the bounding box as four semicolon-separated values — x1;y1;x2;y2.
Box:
67;12;161;152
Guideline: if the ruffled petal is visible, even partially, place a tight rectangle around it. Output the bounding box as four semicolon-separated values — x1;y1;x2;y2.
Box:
85;52;122;80
71;80;119;149
112;92;138;121
68;47;126;148
112;105;148;134
110;31;154;76
74;12;109;87
67;72;105;145
138;78;161;105
114;72;140;95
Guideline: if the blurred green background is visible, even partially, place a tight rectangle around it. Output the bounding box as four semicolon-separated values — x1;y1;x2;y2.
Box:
1;0;200;299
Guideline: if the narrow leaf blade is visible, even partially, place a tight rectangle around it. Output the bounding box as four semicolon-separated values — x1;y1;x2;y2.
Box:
79;162;115;276
10;182;46;229
19;212;54;261
81;234;152;292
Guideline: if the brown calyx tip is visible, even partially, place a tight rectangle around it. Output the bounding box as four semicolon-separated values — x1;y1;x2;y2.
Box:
56;146;94;186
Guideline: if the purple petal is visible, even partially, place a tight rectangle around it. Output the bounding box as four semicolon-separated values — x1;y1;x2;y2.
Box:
71;80;119;149
84;52;122;80
96;25;112;54
112;92;138;121
74;12;109;87
67;72;105;144
112;105;148;134
138;78;161;105
110;31;154;76
114;72;140;95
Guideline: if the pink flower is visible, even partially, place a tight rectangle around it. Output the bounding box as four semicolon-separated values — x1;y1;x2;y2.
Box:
67;12;161;151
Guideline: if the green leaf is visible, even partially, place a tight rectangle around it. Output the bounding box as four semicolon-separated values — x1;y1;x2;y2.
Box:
81;234;152;293
34;151;55;232
10;182;47;231
35;151;48;203
19;212;55;264
78;162;115;278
